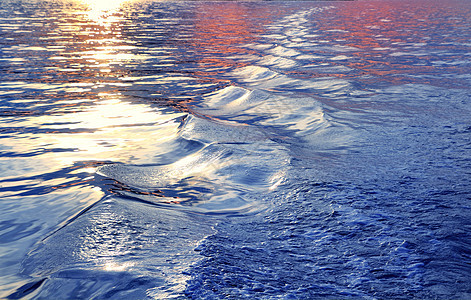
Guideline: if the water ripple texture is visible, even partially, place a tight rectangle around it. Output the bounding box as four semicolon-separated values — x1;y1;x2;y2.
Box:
1;0;471;299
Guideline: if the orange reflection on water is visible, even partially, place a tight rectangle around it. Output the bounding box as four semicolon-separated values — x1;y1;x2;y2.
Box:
1;0;184;182
191;2;281;74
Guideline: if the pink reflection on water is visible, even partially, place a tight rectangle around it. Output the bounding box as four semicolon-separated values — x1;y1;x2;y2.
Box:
315;0;471;87
190;2;294;74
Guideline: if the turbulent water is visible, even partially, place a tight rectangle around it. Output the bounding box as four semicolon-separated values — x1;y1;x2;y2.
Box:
1;0;471;298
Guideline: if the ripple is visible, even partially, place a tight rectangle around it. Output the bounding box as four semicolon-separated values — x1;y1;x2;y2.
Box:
1;0;471;299
231;65;279;82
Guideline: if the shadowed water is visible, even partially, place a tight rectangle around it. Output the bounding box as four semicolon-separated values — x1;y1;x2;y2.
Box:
1;0;471;299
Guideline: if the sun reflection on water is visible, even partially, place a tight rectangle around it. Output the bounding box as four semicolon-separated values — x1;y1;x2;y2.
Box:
0;0;182;181
79;0;131;24
30;95;185;166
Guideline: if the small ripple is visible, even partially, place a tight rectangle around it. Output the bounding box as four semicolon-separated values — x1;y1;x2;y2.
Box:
232;65;279;83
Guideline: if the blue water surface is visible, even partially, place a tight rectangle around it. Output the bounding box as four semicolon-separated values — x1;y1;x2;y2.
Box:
1;0;471;299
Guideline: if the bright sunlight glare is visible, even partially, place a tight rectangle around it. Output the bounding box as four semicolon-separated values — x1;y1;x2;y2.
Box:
80;0;130;21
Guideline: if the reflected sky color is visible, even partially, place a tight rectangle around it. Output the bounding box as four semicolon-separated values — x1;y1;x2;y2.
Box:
1;0;470;298
315;0;471;87
0;0;184;176
190;2;294;75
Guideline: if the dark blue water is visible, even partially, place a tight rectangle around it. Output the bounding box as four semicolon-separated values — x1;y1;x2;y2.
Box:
1;0;471;299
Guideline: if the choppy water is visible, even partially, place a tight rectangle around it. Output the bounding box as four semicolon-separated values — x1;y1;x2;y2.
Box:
1;0;471;298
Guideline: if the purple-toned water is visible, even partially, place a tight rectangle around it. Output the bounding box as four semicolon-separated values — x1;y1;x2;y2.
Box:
1;0;471;298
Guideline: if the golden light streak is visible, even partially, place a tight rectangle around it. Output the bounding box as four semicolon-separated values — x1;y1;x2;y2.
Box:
79;0;130;23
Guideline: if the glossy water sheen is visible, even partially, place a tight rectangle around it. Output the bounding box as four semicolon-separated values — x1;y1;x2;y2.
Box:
1;0;471;298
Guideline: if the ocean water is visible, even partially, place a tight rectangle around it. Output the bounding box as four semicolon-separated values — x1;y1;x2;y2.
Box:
1;0;471;298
